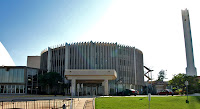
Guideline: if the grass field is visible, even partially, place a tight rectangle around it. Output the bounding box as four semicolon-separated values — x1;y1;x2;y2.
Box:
95;96;200;109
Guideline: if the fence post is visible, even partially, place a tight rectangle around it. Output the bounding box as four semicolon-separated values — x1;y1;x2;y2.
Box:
54;99;55;109
34;100;35;109
12;100;14;109
2;101;3;109
49;100;50;109
26;101;27;109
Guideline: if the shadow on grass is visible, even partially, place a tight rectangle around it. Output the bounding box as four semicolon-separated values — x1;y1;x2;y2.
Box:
194;96;200;103
139;97;145;100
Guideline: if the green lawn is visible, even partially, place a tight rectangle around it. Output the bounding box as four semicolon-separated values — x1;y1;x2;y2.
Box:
95;96;200;109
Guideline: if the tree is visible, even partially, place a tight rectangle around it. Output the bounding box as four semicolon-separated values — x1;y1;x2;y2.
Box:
168;73;199;94
38;72;62;94
157;70;166;81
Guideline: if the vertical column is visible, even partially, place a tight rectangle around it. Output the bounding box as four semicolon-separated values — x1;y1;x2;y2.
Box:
182;9;197;76
55;46;58;72
76;43;79;69
65;43;69;70
97;44;99;69
110;44;113;69
90;42;94;69
105;44;107;69
115;44;118;72
94;42;96;69
79;44;81;69
71;79;76;96
104;79;109;95
99;43;102;69
102;43;104;68
47;47;52;72
81;43;84;69
133;47;137;86
61;45;65;77
84;43;87;69
53;47;55;72
59;47;62;75
73;45;75;69
107;44;110;69
87;43;90;69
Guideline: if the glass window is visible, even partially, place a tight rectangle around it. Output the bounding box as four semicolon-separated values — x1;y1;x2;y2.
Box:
20;85;24;93
16;85;19;93
8;69;13;83
8;85;11;93
13;69;17;82
3;85;7;93
11;85;15;94
0;69;3;82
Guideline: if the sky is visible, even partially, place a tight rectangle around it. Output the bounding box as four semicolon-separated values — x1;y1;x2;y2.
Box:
0;0;200;81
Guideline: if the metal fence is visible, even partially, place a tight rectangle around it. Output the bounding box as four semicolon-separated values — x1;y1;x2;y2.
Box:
0;98;74;109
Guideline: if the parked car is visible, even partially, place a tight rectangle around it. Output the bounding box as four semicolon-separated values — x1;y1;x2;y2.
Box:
158;89;174;96
118;89;139;96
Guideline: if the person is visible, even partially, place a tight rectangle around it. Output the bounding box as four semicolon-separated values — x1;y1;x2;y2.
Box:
62;104;66;109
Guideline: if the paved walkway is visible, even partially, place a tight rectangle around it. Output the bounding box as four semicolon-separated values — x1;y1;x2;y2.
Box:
75;98;94;109
0;95;95;109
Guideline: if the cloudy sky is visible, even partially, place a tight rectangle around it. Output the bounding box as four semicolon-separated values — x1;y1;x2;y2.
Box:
1;0;200;80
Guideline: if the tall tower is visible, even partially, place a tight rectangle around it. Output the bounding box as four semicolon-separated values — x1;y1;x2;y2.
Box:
182;9;197;76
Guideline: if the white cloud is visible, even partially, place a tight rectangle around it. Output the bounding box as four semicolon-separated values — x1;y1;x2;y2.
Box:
78;0;200;80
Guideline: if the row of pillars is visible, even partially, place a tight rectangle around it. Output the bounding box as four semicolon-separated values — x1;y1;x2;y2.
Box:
71;79;109;96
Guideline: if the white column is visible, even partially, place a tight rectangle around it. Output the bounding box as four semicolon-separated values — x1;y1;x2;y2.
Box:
102;43;104;68
87;43;89;69
73;45;75;69
76;44;79;69
110;43;113;69
182;9;197;76
104;79;109;95
105;44;107;69
84;44;87;69
71;79;76;96
47;47;52;72
94;42;96;69
133;47;137;86
65;43;69;70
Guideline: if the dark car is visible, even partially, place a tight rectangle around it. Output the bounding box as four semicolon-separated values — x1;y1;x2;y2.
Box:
118;89;139;96
158;89;174;96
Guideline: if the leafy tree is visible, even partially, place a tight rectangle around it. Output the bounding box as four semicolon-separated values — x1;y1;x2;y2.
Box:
157;70;166;81
168;73;199;94
38;72;62;94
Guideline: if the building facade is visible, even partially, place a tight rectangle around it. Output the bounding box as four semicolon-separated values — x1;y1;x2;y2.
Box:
40;41;144;95
27;56;41;69
0;66;42;94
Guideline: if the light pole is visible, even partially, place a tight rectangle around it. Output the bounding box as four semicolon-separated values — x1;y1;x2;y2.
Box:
185;80;189;103
58;81;65;96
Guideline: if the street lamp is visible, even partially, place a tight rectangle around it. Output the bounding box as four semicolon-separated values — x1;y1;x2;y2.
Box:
185;80;189;103
58;81;65;96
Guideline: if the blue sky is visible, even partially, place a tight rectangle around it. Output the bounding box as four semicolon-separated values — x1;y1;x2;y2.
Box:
0;0;112;66
1;0;200;80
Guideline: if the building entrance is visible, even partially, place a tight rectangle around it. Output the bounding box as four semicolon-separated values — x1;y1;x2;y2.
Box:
76;80;104;96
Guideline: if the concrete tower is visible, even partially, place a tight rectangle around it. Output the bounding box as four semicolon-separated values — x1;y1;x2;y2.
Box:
182;9;197;76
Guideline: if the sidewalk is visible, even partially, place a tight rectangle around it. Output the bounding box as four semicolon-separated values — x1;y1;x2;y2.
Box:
75;98;94;109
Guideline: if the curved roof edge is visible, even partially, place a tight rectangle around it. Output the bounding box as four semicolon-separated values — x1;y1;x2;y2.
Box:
0;42;15;66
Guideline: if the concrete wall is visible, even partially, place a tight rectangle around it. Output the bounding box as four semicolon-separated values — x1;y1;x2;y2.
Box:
27;56;41;69
40;41;144;94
